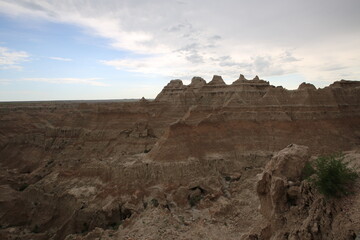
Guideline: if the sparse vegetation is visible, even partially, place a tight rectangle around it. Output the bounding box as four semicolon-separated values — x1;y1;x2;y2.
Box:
108;222;120;230
301;161;316;180
303;154;358;198
18;183;29;191
151;198;159;207
81;222;89;233
32;224;40;233
189;194;202;207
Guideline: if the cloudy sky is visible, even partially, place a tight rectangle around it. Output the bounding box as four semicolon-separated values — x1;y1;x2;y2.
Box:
0;0;359;101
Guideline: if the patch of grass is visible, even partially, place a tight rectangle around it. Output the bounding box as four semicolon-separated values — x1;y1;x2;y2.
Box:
304;154;358;198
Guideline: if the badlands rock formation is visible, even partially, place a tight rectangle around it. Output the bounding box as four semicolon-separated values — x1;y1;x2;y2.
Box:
0;74;360;239
151;75;360;161
256;144;360;240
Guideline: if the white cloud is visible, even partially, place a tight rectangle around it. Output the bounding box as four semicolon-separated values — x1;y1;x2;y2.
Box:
101;49;299;82
0;0;359;87
0;79;11;85
0;46;30;70
48;57;72;62
23;78;109;86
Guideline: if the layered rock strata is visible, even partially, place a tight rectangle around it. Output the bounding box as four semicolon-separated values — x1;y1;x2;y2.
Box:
151;75;360;161
0;74;359;239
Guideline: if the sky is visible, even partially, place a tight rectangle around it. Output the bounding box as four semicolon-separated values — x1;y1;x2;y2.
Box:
0;0;359;101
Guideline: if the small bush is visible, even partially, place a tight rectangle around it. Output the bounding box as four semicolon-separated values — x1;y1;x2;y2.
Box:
302;161;316;180
304;154;358;198
189;195;202;207
151;198;159;207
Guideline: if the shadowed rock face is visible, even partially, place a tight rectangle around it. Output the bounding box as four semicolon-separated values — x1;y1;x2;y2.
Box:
155;74;360;107
207;75;226;85
151;75;360;161
298;82;316;90
189;76;206;88
0;74;360;239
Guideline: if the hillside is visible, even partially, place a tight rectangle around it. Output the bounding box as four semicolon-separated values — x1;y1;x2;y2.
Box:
1;74;360;239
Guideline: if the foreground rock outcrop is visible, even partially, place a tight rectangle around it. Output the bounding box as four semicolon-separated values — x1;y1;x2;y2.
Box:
256;144;360;240
0;74;359;239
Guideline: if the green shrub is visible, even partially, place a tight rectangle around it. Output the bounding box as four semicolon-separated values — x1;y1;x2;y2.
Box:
304;154;358;198
301;161;316;180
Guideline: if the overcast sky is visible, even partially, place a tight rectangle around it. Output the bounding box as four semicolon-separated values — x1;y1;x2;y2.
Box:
0;0;359;101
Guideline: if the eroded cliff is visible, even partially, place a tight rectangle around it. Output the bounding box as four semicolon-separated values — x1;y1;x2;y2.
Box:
0;74;359;239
